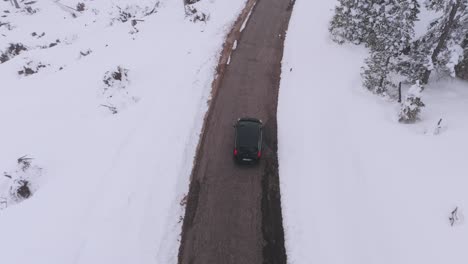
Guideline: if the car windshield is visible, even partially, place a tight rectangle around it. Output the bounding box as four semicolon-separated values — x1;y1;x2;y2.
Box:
237;122;260;149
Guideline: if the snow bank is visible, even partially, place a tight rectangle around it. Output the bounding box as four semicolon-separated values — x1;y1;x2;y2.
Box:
0;0;246;263
279;1;468;264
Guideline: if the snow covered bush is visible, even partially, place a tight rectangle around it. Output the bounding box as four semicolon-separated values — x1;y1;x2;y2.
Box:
183;0;210;23
101;66;138;114
109;1;160;25
0;156;43;209
0;43;27;63
41;39;61;49
17;60;48;76
10;179;32;202
109;1;160;33
399;81;425;123
112;6;137;24
76;2;86;12
185;4;209;23
103;66;129;89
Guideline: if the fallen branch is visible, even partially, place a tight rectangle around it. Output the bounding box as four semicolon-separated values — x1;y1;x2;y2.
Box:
10;0;20;9
100;104;118;114
449;207;459;226
146;2;160;16
53;0;78;17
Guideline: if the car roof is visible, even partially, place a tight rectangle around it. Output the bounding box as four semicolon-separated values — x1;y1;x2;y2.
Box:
236;121;261;148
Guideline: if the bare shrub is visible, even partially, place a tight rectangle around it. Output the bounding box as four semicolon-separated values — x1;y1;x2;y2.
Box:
10;179;31;202
18;60;47;76
0;21;14;31
0;43;28;63
103;66;129;89
185;5;209;23
76;2;85;12
1;155;42;209
79;49;92;57
101;66;138;114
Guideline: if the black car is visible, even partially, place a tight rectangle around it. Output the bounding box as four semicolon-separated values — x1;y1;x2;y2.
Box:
233;117;263;163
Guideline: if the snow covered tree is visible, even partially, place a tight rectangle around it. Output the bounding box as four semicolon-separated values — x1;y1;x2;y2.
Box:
399;81;425;123
329;0;376;46
362;51;394;94
410;0;468;83
361;0;420;94
330;0;419;50
183;0;208;22
398;40;432;84
370;0;419;52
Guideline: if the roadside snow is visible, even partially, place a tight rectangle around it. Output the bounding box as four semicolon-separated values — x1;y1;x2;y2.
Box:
240;1;256;33
0;0;246;263
279;1;468;264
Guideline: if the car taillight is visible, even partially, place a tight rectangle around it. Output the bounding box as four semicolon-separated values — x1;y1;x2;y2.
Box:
234;149;238;156
257;151;261;158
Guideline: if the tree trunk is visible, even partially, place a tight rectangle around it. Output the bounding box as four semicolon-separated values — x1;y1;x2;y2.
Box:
422;0;461;84
398;82;402;103
455;36;468;80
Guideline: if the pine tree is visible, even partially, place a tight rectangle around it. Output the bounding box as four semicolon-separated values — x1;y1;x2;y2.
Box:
411;0;468;83
371;0;419;53
361;0;420;94
399;81;425;123
330;0;419;49
362;51;395;94
398;40;432;84
329;0;376;46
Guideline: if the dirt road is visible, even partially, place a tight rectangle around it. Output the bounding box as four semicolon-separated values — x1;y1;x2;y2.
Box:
178;0;294;263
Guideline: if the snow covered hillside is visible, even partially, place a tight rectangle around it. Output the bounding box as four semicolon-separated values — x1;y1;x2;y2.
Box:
0;0;245;263
279;1;468;264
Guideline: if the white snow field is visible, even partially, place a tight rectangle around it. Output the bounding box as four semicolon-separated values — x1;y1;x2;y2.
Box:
279;1;468;264
0;0;245;263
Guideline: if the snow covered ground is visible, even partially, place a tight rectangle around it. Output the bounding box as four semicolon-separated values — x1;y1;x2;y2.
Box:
279;1;468;264
0;0;245;263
